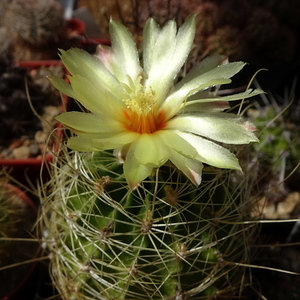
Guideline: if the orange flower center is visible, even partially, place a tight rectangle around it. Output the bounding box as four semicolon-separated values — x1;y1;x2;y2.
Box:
123;109;167;134
122;82;167;134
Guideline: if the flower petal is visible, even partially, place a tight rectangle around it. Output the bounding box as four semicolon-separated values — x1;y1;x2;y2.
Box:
108;19;142;83
95;45;114;73
179;89;264;114
47;76;76;98
180;101;230;113
163;59;246;117
185;88;265;104
143;14;196;104
173;55;241;92
179;90;230;113
124;144;153;189
156;130;197;159
133;134;169;167
69;75;124;117
167;114;259;144
164;79;232;119
92;131;140;150
59;48;124;100
176;131;242;170
169;148;203;186
67;136;100;151
55;112;123;134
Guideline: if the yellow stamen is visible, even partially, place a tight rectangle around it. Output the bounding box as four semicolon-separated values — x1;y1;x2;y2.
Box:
122;83;167;134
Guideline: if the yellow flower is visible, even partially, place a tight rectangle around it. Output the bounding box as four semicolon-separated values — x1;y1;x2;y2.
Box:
50;15;263;189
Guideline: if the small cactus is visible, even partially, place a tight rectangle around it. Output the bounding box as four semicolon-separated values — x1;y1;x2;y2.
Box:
0;0;67;61
3;0;65;45
248;96;300;203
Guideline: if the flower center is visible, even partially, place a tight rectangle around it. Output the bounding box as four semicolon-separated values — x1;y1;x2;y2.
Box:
122;80;166;134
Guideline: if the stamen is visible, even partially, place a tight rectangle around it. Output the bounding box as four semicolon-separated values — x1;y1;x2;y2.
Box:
122;82;166;134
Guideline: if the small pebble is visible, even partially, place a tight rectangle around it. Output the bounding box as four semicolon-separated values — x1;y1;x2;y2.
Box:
12;145;30;159
40;106;60;133
43;105;60;123
35;131;49;144
29;142;41;157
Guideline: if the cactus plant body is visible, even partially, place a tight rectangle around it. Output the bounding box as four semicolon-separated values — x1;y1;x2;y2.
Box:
41;15;261;300
42;149;255;300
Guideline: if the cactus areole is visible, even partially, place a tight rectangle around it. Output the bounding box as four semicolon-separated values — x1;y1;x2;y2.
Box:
49;14;262;189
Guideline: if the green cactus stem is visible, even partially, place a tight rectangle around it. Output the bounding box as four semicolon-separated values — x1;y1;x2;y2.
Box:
41;148;256;300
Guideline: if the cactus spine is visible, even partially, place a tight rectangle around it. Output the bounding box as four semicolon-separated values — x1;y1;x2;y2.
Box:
42;147;255;300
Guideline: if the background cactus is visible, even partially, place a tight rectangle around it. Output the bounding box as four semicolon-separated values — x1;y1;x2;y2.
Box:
247;92;300;217
0;178;38;298
3;0;65;45
0;0;72;61
41;146;256;299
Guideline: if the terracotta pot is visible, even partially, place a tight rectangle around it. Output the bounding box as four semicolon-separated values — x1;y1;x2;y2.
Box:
67;18;86;35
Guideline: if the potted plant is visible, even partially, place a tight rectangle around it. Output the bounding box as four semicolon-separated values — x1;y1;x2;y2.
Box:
0;178;39;300
40;15;263;299
0;59;67;182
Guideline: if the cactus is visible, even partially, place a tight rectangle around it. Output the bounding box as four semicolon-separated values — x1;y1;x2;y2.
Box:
40;15;261;300
0;0;67;61
2;0;65;45
248;95;300;206
41;148;255;299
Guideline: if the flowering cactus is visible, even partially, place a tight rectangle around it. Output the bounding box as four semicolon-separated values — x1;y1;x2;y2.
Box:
42;15;262;300
50;15;262;189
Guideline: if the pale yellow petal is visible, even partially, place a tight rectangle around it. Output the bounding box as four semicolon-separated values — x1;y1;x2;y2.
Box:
163;79;231;118
92;131;140;150
143;15;196;104
167;114;259;144
67;136;100;151
59;48;124;100
133;133;169;167
175;131;241;170
184;88;265;105
109;19;142;83
56;112;123;134
173;57;244;93
124;144;153;189
180;101;230;113
163;58;247;117
155;130;197;159
169;148;203;186
47;76;76;98
69;75;124;117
